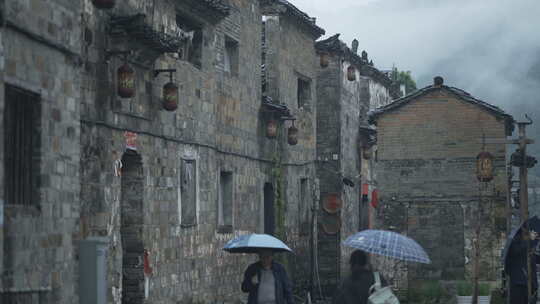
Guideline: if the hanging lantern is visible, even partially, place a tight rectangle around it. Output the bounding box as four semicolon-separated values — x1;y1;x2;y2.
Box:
347;65;356;81
266;119;278;139
92;0;115;9
476;151;494;182
287;122;298;145
320;53;329;68
117;63;135;98
162;71;178;111
163;82;178;111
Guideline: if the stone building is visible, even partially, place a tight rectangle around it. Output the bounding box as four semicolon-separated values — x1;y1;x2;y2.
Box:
1;0;329;303
260;0;324;295
1;0;83;302
368;77;514;292
314;34;398;296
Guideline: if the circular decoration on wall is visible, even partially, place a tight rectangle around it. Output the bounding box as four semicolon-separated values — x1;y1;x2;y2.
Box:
321;213;341;235
323;193;342;214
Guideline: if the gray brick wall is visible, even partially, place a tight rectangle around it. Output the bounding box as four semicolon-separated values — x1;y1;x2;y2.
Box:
261;7;320;296
315;46;394;296
373;91;509;289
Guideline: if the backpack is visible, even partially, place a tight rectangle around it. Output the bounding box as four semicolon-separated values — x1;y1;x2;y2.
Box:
367;272;400;304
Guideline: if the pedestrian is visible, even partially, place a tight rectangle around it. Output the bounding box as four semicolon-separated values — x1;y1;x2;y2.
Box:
507;230;540;304
241;249;294;304
333;249;388;304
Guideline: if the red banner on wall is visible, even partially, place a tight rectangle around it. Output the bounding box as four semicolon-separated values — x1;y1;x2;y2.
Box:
371;189;379;208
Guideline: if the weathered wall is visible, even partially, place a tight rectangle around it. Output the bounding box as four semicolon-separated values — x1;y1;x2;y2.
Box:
0;0;82;302
262;9;319;294
374;90;508;288
79;1;277;303
314;45;394;296
315;51;342;296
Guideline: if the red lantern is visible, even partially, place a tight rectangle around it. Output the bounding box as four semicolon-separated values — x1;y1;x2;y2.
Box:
266;120;277;139
476;151;494;182
320;53;329;68
323;193;342;214
347;65;356;81
117;63;135;98
162;82;178;111
92;0;115;9
287;123;298;145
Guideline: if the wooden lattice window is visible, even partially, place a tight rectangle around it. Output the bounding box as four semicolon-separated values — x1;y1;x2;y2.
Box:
4;85;41;206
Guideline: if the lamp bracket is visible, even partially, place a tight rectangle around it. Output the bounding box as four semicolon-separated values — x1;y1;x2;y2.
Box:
154;69;177;78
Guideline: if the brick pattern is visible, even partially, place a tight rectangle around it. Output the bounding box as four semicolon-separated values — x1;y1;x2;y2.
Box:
374;90;508;287
1;1;82;302
315;52;394;296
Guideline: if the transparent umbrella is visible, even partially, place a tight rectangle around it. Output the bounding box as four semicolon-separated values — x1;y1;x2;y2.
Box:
344;229;431;264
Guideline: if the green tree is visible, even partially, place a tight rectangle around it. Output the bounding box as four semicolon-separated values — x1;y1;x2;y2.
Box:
391;67;417;96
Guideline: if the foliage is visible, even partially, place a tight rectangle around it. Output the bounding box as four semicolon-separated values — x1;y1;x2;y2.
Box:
478;282;491;296
390;67;417;96
408;281;449;304
271;149;289;271
456;280;491;297
456;280;473;296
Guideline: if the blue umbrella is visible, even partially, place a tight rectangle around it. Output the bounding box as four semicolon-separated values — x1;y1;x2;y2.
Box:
344;229;431;264
223;233;293;254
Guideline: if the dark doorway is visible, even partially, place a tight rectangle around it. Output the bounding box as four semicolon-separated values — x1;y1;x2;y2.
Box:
120;150;144;304
264;183;275;235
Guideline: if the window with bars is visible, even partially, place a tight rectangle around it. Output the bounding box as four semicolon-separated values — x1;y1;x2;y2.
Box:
4;85;41;206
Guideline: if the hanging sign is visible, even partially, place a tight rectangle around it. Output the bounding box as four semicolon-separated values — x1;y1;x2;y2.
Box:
476;151;494;182
370;189;379;208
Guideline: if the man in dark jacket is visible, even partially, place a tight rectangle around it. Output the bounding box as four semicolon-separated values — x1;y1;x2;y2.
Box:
507;230;540;304
241;249;294;304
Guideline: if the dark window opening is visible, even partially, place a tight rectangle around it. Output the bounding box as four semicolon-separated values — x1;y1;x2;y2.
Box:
224;36;239;76
264;183;275;236
4;85;41;206
297;77;311;109
177;15;203;69
218;171;233;233
120;150;144;304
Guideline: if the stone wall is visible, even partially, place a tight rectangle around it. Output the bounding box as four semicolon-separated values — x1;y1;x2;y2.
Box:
315;45;394;297
373;90;509;289
315;51;343;297
1;0;82;302
78;1;281;303
261;8;320;295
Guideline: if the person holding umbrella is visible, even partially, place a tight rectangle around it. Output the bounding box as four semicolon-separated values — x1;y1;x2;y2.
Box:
340;229;432;304
241;249;294;304
506;229;540;304
222;233;294;304
333;249;388;304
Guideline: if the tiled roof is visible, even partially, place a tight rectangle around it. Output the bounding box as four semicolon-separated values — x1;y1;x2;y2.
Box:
316;34;400;98
368;83;515;134
261;0;325;38
201;0;230;16
177;0;230;21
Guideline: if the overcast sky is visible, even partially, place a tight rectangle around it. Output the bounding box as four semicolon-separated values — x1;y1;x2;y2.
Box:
291;0;540;173
292;0;540;104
